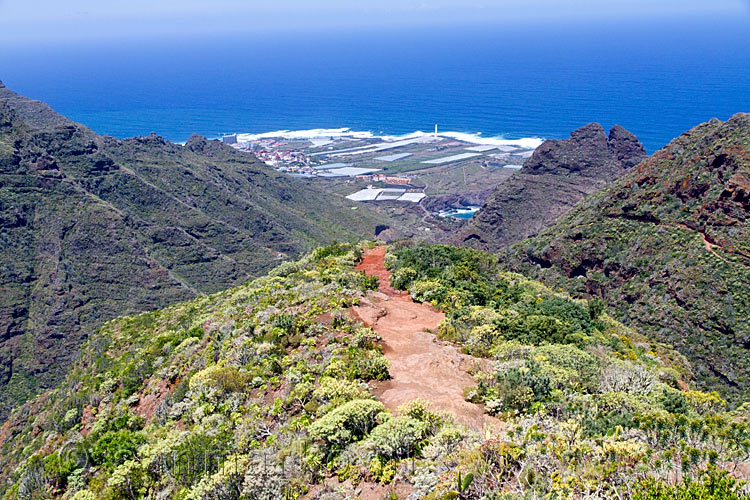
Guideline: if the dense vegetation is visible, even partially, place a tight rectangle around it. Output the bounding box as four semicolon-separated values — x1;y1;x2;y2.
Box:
386;242;750;498
2;242;747;499
499;113;750;400
1;243;385;498
0;81;393;418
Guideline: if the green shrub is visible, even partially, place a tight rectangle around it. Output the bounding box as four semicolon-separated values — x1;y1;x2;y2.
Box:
312;242;360;262
91;430;146;471
352;327;380;349
271;313;301;335
359;272;380;291
106;459;146;499
368;456;397;484
309;399;385;448
367;416;427;459
529;296;594;334
534;344;600;392
172;432;232;486
391;267;417;290
660;388;690;414
491;361;551;413
106;412;145;433
633;466;748;500
599;361;656;395
70;491;97;500
312;377;371;412
43;452;76;489
409;280;448;305
517;314;572;345
399;399;446;433
118;357;154;398
587;297;606;319
390;244;497;285
349;350;390;381
189;365;250;395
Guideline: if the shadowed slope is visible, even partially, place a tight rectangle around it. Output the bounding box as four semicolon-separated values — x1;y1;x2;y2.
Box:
458;123;646;251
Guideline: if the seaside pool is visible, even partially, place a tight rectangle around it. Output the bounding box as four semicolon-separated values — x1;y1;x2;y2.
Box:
439;207;480;219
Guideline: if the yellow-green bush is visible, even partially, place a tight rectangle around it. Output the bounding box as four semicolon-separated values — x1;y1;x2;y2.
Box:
308;399;385;448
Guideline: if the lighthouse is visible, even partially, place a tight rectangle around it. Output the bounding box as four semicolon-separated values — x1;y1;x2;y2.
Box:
434;124;438;137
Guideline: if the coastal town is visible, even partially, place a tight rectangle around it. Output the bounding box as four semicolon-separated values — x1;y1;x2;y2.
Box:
222;128;539;215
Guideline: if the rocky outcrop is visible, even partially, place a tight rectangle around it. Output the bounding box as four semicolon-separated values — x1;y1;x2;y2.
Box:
458;123;647;251
501;113;750;399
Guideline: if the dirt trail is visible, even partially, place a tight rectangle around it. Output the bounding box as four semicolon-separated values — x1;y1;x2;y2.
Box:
352;246;498;431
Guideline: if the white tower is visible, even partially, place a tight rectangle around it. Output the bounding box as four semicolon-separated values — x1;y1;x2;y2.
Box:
434;124;438;137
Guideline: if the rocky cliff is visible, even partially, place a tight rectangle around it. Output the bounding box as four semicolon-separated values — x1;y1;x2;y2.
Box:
458;123;647;251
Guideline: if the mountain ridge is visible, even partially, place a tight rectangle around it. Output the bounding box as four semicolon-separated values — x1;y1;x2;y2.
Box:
500;113;750;398
0;82;398;418
458;122;647;251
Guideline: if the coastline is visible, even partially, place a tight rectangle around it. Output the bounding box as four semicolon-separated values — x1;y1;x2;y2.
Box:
224;127;544;150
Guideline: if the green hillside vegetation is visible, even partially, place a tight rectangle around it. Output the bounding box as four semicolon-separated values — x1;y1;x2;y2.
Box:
498;113;750;400
0;81;394;418
387;243;749;498
0;242;747;499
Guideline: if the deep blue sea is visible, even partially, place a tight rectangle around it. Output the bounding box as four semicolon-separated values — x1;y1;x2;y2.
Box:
1;17;749;152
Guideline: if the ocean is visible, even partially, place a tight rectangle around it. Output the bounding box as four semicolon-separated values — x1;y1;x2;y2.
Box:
2;17;749;152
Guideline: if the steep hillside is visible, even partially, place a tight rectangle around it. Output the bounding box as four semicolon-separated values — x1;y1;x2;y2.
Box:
0;80;395;418
458;123;646;251
501;113;750;399
1;243;746;500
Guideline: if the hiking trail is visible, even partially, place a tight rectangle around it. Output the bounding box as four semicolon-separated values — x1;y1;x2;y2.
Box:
352;246;498;431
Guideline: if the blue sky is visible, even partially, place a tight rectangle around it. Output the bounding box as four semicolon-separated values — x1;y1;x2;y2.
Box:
0;0;748;45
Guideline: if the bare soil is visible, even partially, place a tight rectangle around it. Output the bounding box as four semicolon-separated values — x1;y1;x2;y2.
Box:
353;246;498;431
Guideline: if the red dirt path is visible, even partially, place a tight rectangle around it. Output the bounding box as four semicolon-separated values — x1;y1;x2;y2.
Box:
353;246;498;431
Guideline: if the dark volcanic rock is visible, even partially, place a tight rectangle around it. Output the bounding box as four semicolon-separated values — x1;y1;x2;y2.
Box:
609;124;647;168
185;133;209;151
421;189;495;213
457;123;646;251
501;113;750;400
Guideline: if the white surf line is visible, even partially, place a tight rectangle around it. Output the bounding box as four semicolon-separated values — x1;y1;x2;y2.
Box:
235;129;543;150
439;132;544;149
236;128;374;142
422;152;482;165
